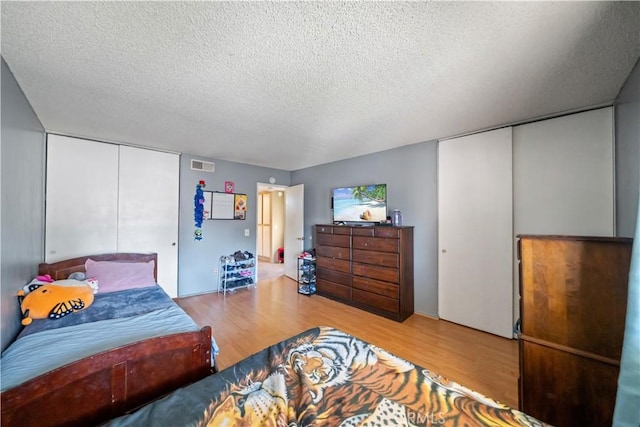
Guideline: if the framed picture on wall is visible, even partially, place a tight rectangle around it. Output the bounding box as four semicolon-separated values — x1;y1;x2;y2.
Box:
234;194;247;220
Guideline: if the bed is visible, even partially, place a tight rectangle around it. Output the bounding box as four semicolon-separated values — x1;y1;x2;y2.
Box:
1;253;217;427
104;326;548;426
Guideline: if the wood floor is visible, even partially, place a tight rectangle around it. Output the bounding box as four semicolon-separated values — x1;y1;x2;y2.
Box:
175;274;520;409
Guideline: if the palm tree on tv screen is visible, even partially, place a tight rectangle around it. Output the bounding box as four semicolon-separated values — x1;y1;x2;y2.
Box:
350;185;386;203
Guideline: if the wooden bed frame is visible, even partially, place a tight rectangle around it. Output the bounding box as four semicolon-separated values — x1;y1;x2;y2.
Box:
1;253;214;427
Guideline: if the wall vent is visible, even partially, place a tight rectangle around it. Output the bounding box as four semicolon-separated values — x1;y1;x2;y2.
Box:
190;159;215;173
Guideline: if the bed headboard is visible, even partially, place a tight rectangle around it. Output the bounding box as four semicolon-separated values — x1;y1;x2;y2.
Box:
38;253;158;281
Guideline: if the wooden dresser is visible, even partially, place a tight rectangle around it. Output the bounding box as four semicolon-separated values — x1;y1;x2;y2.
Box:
315;224;414;321
517;235;633;427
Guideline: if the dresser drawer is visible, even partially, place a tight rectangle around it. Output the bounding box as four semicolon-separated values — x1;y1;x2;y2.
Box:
352;236;398;253
375;228;400;238
316;245;351;260
353;276;399;299
351;227;374;236
317;256;350;274
316;233;350;248
352;249;398;268
353;289;399;313
317;279;351;300
333;226;352;235
317;268;352;287
316;225;333;234
352;262;398;283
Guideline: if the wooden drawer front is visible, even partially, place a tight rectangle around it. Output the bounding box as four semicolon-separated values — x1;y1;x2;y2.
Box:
352;236;398;253
351;227;374;236
317;256;350;274
520;340;619;427
352;249;398;268
317;279;351;300
352;262;398;283
353;289;399;313
333;227;352;235
519;237;631;359
317;268;352;287
375;228;399;238
316;225;333;234
316;233;350;248
316;245;351;260
353;276;398;299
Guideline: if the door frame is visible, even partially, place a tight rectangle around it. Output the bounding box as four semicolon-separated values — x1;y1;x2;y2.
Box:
256;183;289;282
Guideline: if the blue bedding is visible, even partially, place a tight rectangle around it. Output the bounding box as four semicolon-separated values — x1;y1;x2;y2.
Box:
1;285;219;392
18;286;173;339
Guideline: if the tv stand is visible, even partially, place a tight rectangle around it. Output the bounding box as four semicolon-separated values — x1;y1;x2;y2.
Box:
314;224;414;322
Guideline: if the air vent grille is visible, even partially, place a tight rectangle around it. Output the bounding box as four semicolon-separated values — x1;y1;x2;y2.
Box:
191;159;215;173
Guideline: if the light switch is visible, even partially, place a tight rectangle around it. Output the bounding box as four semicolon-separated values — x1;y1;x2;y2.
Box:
244;229;250;236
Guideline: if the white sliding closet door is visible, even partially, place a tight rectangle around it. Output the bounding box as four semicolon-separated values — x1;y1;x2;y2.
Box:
438;127;513;338
513;107;614;236
118;146;179;297
512;107;615;324
45;135;119;262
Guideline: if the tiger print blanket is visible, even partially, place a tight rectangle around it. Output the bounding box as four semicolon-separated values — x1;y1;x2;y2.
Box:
105;326;549;426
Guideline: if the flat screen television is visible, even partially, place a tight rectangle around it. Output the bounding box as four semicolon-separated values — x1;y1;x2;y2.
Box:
332;184;387;223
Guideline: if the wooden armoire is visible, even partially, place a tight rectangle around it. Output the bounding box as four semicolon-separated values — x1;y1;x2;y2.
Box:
517;235;633;427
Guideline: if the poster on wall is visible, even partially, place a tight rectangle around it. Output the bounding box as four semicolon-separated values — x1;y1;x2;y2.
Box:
234;194;247;220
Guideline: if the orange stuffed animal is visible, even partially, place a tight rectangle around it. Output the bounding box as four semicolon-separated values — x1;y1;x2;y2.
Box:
18;283;95;326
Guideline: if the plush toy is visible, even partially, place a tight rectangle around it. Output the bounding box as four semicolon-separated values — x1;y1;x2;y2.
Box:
18;282;95;326
22;277;98;295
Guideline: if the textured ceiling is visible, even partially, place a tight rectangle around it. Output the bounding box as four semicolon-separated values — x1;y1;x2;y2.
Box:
2;1;639;171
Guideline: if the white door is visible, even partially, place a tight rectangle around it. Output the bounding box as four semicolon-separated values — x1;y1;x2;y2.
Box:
438;128;513;338
262;193;272;260
117;146;180;297
257;193;264;257
513;107;614;236
284;184;304;280
45;135;119;262
512;107;615;324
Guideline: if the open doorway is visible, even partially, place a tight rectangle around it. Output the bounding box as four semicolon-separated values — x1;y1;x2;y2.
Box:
256;183;286;282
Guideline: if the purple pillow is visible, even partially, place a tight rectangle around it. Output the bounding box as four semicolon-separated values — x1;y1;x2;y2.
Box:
85;259;156;293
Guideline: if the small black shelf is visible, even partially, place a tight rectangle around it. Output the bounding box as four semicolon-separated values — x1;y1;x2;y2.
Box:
297;256;316;296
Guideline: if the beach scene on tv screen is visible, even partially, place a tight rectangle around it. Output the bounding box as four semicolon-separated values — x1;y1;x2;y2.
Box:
333;184;387;222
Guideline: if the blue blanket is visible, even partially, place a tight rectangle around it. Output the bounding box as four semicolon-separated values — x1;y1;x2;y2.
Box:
18;285;174;339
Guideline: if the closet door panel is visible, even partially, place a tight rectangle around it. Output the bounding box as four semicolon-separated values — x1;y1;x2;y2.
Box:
45;135;119;262
118;146;179;297
438;127;513;338
262;225;272;260
263;192;272;225
512;107;615;324
513;107;614;236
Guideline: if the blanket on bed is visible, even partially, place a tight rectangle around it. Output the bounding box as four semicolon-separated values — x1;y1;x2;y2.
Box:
18;285;172;339
105;326;548;426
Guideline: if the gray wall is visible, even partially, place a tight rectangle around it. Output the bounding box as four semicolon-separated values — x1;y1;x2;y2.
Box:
616;58;640;238
178;156;290;296
292;141;439;316
1;58;46;351
0;53;637;338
